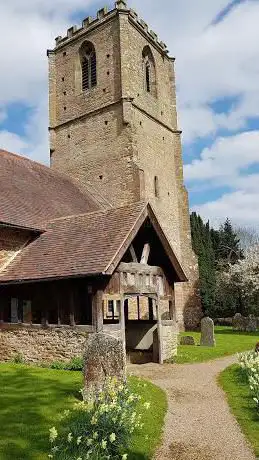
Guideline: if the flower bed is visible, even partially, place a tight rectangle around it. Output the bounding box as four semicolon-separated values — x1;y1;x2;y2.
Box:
48;378;149;460
238;351;259;413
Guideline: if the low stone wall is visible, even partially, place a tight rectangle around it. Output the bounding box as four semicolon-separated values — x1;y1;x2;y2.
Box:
233;314;259;332
0;324;92;363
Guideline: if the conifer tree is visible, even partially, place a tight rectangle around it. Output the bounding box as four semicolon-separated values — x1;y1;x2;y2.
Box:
190;212;216;316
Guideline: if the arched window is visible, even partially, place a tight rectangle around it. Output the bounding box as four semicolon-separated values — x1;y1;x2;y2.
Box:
80;41;97;91
142;46;156;97
154;176;159;198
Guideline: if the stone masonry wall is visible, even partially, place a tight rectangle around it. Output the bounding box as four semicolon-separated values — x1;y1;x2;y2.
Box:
48;5;201;330
161;322;178;361
0;325;90;363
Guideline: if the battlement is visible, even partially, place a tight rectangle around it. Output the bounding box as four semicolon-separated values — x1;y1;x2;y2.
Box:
54;1;169;54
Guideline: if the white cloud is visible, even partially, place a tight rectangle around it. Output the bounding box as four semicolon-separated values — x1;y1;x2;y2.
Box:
186;130;259;228
0;0;259;227
194;190;259;228
0;130;28;153
185;131;259;182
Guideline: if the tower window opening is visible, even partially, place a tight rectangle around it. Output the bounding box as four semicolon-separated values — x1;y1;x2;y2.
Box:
154;176;159;198
145;62;151;93
80;41;97;91
142;45;157;97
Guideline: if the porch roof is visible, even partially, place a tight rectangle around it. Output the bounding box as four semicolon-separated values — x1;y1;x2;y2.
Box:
0;202;187;284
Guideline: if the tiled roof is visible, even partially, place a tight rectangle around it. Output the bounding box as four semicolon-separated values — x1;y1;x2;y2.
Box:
0;149;99;229
0;202;147;282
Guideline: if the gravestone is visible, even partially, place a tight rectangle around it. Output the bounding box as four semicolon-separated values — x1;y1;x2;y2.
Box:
200;317;216;347
83;333;126;393
233;313;245;331
180;336;195;346
246;315;257;332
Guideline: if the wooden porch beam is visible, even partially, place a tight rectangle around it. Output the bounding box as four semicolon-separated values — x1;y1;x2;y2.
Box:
140;243;150;264
93;289;104;333
129;245;138;263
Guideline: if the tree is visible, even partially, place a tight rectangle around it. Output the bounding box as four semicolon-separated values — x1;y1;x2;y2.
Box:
217;244;259;316
190;212;216;316
211;218;243;267
235;226;259;251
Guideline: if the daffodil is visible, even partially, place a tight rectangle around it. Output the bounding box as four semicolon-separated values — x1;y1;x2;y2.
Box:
49;427;58;443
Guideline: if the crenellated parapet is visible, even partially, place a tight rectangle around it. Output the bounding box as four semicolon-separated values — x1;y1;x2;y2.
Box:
54;1;168;54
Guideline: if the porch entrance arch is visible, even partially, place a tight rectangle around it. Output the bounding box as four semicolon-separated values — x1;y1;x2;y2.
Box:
122;293;162;364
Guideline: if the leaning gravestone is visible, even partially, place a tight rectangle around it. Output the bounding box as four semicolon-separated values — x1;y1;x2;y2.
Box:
83;333;126;393
180;336;195;346
200;317;216;347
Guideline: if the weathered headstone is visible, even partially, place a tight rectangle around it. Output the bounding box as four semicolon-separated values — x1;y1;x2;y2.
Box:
200;317;216;347
246;315;257;332
233;313;244;331
180;336;195;346
83;333;126;393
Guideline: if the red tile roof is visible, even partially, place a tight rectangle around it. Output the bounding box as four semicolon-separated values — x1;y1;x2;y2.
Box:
0;149;99;229
0;202;147;282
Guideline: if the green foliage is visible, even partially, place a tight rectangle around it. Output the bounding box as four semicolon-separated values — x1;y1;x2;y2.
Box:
48;378;146;460
49;357;84;371
12;352;25;364
175;326;259;364
0;364;166;460
190;212;216;315
219;365;259;456
190;213;244;317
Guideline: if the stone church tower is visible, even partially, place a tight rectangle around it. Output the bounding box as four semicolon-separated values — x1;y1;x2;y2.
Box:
48;0;201;329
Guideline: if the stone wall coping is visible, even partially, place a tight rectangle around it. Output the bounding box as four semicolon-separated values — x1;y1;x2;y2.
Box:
51;3;171;58
0;323;94;332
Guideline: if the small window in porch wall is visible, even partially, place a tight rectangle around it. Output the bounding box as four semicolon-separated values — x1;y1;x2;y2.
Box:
127;272;135;286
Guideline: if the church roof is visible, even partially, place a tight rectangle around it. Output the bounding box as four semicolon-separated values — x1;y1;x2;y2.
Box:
0;149;99;230
0;202;187;284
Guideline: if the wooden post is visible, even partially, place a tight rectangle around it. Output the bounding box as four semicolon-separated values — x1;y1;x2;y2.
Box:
69;289;76;327
156;299;163;364
140;243;150;264
129;245;138;262
41;308;49;327
93;290;104;333
119;296;126;350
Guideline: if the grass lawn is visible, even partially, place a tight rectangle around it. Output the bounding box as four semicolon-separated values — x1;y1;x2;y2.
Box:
219;364;259;457
175;326;259;364
0;364;167;460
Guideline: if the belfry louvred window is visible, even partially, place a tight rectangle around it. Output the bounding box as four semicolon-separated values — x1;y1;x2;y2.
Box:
80;41;97;91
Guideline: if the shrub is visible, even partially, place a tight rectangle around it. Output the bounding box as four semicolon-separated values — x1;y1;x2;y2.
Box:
239;351;259;413
48;377;149;460
49;357;83;371
12;353;25;364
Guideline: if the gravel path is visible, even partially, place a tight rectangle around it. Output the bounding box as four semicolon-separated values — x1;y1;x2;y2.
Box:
129;355;256;460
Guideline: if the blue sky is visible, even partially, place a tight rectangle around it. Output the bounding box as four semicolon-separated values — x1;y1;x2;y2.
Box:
0;0;258;228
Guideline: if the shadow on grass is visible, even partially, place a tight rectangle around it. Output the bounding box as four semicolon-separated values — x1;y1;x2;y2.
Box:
0;365;81;460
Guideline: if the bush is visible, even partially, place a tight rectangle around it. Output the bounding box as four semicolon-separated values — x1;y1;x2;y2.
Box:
239;351;259;413
49;357;83;371
48;377;148;460
12;353;25;364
